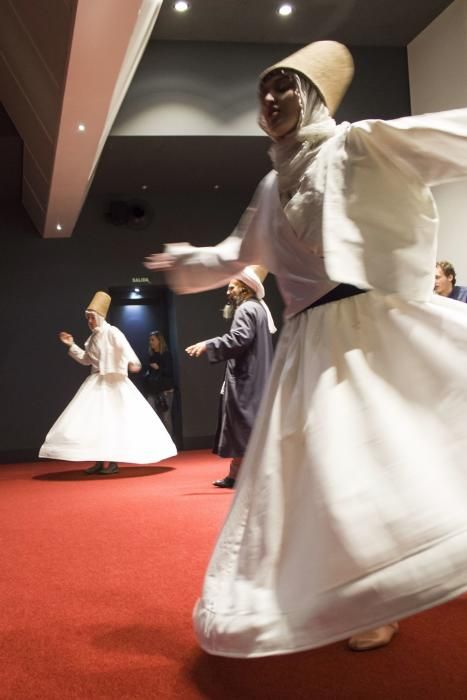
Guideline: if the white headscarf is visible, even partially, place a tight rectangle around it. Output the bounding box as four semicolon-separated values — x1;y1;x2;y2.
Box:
237;266;277;334
85;310;105;329
265;72;337;202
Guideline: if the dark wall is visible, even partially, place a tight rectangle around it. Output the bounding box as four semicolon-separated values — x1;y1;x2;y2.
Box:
115;41;411;135
0;192;283;460
0;46;411;462
341;46;411;121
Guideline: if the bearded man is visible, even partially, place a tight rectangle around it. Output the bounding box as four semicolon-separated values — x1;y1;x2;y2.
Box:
186;266;276;488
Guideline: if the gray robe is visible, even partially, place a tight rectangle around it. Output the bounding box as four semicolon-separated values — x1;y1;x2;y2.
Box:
206;298;273;458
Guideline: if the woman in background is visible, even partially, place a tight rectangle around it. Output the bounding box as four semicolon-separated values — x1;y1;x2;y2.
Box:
144;330;175;437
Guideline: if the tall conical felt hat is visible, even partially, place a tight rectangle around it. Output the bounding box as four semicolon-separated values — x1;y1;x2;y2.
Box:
260;41;354;115
86;291;111;318
250;265;268;282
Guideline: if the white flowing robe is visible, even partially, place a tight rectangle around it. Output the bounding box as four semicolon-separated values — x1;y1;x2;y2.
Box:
68;322;141;375
39;323;177;464
167;109;467;657
165;109;467;312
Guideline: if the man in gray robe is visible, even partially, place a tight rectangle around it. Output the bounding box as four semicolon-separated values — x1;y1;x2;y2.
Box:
186;266;276;488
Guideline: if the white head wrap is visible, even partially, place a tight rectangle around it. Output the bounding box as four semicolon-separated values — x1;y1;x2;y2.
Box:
85;309;105;330
236;266;277;334
267;74;337;201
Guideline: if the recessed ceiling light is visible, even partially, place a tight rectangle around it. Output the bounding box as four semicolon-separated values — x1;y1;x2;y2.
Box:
78;123;86;132
278;3;293;16
213;184;220;190
174;1;189;12
141;184;148;190
56;223;62;231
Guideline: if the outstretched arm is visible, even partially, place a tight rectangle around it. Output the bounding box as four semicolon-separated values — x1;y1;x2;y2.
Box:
59;331;93;366
185;304;259;362
351;108;467;187
206;305;258;363
145;237;247;294
144;175;274;294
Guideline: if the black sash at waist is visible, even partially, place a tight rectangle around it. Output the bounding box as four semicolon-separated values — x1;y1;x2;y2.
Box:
298;283;368;315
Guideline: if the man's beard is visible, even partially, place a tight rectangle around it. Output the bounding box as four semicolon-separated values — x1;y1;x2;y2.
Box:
222;301;235;320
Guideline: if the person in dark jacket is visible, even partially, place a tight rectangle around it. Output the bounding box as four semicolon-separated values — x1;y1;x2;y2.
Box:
186;266;276;488
144;330;175;436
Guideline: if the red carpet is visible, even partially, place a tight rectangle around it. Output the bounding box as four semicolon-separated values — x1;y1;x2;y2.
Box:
1;450;466;699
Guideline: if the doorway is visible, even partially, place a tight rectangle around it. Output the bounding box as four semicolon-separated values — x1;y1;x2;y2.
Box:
108;285;183;449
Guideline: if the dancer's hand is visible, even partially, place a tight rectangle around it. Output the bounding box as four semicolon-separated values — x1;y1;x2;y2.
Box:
144;253;176;270
185;342;207;358
144;243;189;270
59;332;73;346
128;362;141;373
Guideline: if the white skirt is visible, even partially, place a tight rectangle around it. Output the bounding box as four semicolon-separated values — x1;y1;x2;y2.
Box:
194;291;467;657
39;372;177;463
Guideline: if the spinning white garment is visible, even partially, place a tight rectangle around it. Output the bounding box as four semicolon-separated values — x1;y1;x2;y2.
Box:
194;291;467;656
161;108;467;656
39;373;176;463
40;322;176;463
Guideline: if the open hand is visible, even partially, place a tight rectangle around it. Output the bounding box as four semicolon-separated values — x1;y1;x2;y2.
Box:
59;331;73;346
144;242;190;270
185;341;207;358
144;253;177;271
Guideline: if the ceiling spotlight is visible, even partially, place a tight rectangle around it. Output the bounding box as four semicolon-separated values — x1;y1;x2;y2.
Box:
278;3;293;16
56;223;62;231
77;123;86;132
141;184;148;190
174;1;189;12
213;184;220;190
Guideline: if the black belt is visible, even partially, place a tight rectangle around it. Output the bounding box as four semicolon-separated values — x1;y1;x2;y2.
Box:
299;283;367;315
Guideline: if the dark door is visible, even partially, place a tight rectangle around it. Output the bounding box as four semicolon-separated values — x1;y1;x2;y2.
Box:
108;285;182;448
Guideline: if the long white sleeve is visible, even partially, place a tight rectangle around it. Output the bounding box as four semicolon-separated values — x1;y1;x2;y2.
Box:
68;343;92;366
351;109;467;187
163;176;274;294
163;237;245;294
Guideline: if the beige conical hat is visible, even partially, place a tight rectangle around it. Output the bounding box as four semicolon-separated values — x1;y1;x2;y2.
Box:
250;265;268;282
260;41;354;115
86;291;111;318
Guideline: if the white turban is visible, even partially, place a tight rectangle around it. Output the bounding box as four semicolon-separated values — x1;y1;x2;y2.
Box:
237;266;277;334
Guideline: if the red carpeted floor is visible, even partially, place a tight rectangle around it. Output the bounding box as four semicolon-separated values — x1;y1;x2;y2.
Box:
1;450;466;700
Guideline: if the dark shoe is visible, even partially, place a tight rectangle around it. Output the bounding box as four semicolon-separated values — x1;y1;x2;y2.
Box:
213;476;235;489
99;462;119;475
84;461;104;475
